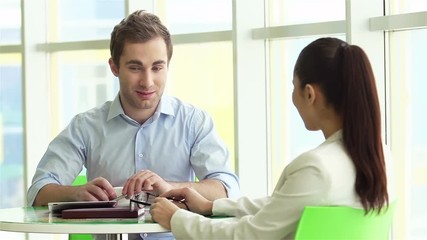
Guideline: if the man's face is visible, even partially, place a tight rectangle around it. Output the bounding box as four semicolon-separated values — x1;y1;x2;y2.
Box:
109;37;169;119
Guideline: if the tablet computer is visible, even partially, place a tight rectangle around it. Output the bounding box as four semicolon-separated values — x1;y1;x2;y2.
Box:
48;200;117;213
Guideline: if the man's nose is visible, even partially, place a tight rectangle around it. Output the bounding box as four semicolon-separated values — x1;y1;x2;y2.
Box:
139;71;154;87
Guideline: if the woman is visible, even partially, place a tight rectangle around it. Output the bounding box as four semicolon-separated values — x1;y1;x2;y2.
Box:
149;37;393;239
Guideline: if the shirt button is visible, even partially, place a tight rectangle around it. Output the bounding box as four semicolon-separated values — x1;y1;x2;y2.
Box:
138;153;143;158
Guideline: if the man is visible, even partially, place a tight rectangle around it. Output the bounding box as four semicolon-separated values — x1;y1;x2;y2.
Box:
27;10;239;239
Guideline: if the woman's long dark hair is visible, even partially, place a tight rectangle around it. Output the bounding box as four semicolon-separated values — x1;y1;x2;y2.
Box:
293;37;388;213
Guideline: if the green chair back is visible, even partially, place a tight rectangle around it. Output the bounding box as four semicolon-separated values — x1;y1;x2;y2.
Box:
295;202;397;240
69;174;93;240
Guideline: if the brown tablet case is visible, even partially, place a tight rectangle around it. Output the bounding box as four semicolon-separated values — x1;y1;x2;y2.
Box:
61;206;144;219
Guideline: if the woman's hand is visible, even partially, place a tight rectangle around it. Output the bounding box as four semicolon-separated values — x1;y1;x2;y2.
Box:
150;187;214;230
160;187;213;216
150;198;180;229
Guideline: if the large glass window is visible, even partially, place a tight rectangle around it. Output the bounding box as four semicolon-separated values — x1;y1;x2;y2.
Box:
50;50;118;133
0;0;23;212
389;28;427;240
168;42;235;168
0;2;24;239
268;0;345;26
0;0;21;44
0;54;24;208
391;0;427;14
51;0;125;42
154;1;235;167
155;0;232;34
0;54;24;239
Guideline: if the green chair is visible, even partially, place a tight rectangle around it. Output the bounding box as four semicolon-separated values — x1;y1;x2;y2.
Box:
69;174;93;240
295;202;397;240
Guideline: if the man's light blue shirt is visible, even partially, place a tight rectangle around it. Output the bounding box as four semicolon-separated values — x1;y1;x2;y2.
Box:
27;94;240;206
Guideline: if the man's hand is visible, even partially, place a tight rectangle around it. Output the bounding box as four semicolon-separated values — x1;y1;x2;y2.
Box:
33;176;116;206
74;176;117;201
122;170;173;197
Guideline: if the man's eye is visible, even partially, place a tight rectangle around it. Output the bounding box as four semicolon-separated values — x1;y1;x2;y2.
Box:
153;66;163;72
129;66;142;71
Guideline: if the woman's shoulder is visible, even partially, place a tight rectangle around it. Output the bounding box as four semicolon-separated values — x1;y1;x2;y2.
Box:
288;138;349;172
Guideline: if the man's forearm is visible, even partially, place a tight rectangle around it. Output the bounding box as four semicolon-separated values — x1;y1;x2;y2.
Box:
33;184;77;206
169;179;227;201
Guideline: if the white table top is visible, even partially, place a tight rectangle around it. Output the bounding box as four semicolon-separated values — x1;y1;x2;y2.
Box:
0;207;168;234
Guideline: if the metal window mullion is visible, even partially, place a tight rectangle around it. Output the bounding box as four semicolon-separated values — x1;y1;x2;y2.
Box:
370;11;427;31
22;0;51;227
233;0;268;198
252;20;346;40
35;31;233;53
0;45;23;53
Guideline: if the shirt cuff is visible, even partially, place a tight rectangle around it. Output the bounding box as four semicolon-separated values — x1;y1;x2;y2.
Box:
208;173;240;199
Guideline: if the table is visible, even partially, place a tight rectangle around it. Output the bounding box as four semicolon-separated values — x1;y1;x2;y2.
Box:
0;207;168;240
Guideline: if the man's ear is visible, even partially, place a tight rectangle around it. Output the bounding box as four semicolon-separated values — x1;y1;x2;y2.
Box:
304;84;316;104
108;58;119;76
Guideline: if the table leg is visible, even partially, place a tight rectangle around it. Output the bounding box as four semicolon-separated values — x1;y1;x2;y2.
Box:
106;233;122;240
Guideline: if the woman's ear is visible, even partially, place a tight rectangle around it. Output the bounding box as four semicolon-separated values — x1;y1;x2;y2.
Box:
108;58;119;76
304;84;316;104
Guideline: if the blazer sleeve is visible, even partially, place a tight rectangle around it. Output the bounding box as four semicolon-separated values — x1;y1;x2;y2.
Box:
170;153;331;239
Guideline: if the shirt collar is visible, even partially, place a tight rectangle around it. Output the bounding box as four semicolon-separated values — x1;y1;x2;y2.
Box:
107;94;175;122
326;129;343;143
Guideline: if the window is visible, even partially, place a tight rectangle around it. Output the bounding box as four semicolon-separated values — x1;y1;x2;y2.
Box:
268;0;345;26
169;42;235;168
0;55;24;209
0;0;21;44
0;0;23;210
52;0;124;42
48;1;124;133
0;2;24;240
154;1;235;167
156;0;232;34
390;0;427;14
389;28;427;240
51;50;118;131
